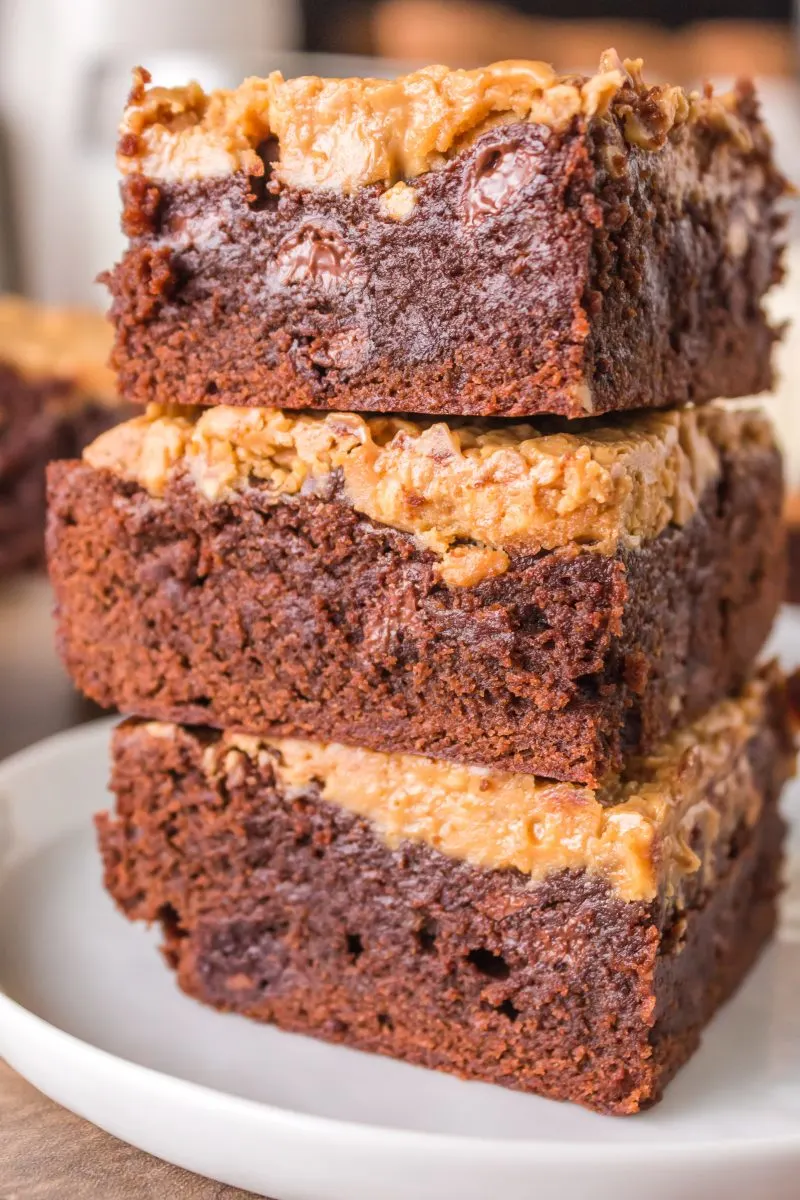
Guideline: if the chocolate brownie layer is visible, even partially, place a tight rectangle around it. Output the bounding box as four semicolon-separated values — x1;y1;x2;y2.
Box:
47;411;784;783
97;686;793;1114
107;56;785;418
0;298;122;575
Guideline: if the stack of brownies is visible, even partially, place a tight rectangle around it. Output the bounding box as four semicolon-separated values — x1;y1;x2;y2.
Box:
48;52;795;1114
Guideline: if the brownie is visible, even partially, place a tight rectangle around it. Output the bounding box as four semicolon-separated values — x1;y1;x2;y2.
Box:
0;296;124;576
97;671;794;1115
47;403;785;784
106;55;786;419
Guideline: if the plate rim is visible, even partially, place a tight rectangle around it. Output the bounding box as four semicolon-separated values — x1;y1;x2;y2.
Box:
1;718;799;1165
3;988;800;1166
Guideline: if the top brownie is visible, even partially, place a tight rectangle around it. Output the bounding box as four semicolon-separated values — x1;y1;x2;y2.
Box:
107;51;786;419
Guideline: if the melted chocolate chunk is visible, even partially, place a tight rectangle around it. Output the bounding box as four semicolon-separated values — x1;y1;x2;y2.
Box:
276;226;352;291
463;139;545;224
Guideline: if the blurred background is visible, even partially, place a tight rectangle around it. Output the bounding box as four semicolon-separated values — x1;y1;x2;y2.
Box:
0;0;798;756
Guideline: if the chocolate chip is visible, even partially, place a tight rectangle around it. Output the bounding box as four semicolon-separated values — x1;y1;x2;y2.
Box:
462;139;544;225
275;225;354;291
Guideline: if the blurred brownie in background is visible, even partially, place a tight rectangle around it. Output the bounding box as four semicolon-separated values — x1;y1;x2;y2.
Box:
366;2;796;82
0;296;123;576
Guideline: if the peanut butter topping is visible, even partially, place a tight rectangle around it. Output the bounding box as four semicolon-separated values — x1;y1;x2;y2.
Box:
118;52;752;192
0;295;115;402
180;673;783;904
84;402;772;587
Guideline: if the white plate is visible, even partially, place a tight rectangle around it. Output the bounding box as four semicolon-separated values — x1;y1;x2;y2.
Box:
1;614;800;1200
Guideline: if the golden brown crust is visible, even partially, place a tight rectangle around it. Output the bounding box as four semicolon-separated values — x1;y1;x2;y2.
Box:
0;295;115;403
117;50;757;192
83;401;773;586
139;670;790;903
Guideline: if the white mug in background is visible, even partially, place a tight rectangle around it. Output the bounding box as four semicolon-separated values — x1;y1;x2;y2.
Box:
0;0;301;306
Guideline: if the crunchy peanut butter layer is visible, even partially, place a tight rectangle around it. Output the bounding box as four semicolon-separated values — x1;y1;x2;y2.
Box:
118;51;754;192
84;401;772;587
0;295;115;403
148;672;784;904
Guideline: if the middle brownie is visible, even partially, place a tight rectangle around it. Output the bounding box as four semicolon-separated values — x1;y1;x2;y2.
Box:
47;402;784;784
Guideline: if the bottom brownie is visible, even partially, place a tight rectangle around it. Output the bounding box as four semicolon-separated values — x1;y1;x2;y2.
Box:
98;680;793;1115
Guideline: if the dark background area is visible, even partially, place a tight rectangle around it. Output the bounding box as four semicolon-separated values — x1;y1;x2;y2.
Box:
300;0;796;79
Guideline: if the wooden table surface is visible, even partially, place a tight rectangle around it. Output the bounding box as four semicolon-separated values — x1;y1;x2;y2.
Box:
0;1060;257;1199
0;575;260;1199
